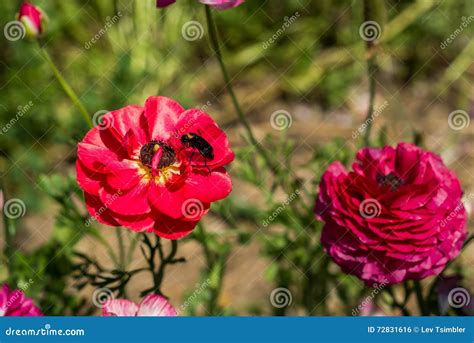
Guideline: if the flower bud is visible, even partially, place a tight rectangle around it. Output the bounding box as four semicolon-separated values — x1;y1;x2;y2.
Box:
17;2;48;39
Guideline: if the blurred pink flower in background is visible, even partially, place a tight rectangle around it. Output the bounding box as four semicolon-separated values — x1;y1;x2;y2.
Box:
0;284;42;316
102;294;177;316
315;143;467;286
17;2;47;39
156;0;244;10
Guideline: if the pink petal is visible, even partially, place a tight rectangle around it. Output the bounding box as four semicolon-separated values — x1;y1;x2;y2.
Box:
102;299;138;316
137;294;177;316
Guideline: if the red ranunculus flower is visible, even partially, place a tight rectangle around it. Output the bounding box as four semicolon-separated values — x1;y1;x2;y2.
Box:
17;2;47;39
315;143;467;286
76;96;234;239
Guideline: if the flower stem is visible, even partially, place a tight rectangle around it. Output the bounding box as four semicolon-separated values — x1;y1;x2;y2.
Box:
0;185;17;285
362;0;380;146
204;6;279;175
116;228;126;270
37;43;93;128
414;280;428;315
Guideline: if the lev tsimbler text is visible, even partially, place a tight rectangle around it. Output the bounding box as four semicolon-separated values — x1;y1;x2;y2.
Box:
367;326;466;334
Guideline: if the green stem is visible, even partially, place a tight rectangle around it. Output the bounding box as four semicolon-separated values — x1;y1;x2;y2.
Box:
116;228;126;270
1;185;17;284
204;6;279;175
414;281;428;315
362;0;379;146
38;43;93;128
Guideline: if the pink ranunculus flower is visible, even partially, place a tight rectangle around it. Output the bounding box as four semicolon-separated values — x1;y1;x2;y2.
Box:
156;0;244;10
315;143;467;286
0;284;42;316
17;2;48;39
102;294;177;316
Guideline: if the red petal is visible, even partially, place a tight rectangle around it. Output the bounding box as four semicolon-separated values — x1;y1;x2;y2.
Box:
152;213;200;240
113;212;155;232
76;160;103;195
145;96;184;141
84;193;120;226
183;167;232;203
77;141;119;172
105;160;142;191
99;183;151;216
